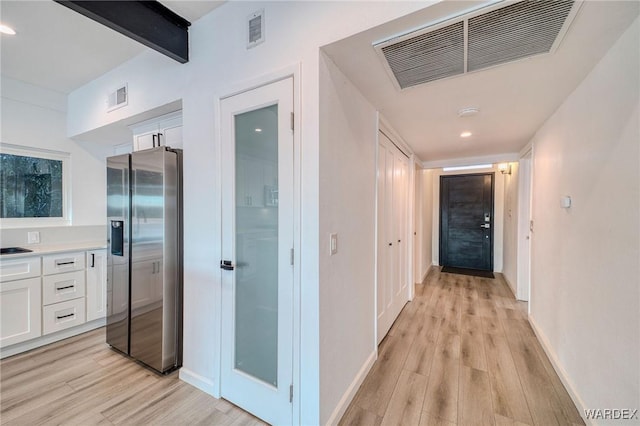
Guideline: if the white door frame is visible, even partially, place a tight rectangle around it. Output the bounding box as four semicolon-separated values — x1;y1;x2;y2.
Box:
517;149;533;302
215;65;301;425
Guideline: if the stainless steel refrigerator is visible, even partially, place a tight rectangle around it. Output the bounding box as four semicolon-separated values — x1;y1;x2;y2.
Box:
106;147;182;374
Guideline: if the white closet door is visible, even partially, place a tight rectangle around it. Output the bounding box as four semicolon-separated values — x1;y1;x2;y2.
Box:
377;131;410;343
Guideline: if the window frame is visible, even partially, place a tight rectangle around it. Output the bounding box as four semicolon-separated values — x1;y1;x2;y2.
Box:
0;143;71;228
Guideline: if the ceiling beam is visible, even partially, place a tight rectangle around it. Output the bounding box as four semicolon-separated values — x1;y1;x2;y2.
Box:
54;1;190;63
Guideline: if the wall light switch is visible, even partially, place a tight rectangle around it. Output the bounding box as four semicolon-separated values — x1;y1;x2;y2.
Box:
560;196;572;209
27;231;40;244
329;233;338;256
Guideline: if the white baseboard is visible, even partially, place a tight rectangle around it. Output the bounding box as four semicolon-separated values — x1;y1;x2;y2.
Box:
528;316;591;425
417;264;435;284
502;274;517;298
325;350;377;426
179;367;219;398
0;318;106;359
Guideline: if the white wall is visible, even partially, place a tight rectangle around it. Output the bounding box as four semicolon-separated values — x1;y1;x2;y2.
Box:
1;78;111;229
414;165;423;283
529;17;639;417
501;162;519;294
66;2;431;423
417;169;434;281
318;51;377;425
430;166;505;272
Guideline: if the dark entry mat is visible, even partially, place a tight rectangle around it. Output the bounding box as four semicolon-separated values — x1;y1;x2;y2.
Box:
441;266;495;279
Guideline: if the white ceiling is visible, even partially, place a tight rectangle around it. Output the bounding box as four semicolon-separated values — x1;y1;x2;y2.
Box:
1;0;637;162
0;0;224;94
322;1;639;164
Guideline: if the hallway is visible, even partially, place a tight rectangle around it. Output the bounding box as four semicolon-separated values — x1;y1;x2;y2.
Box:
339;269;584;425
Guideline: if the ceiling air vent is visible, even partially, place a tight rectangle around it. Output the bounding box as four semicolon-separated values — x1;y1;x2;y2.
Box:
381;21;464;89
375;0;580;90
107;84;128;112
467;0;575;72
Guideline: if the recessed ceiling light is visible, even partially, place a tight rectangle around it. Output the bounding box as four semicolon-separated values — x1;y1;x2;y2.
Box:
460;131;472;138
458;107;479;117
254;128;262;133
0;24;16;35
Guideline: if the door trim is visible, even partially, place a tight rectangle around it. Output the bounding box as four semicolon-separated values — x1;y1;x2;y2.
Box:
212;64;302;424
517;150;533;302
220;77;294;425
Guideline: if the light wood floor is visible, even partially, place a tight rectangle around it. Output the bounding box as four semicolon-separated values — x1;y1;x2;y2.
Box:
339;269;585;426
0;329;265;425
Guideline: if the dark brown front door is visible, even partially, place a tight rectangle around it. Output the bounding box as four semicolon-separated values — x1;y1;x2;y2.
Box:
439;173;494;271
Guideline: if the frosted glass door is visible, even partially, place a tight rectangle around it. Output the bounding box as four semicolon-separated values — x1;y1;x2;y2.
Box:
234;105;278;386
220;78;293;426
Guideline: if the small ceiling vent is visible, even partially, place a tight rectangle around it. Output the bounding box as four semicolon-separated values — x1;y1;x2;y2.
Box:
107;84;128;112
375;0;580;90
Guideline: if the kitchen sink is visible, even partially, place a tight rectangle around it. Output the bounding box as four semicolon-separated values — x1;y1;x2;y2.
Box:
0;247;33;255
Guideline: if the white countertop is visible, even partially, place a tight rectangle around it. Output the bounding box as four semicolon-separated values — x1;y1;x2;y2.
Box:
0;241;107;259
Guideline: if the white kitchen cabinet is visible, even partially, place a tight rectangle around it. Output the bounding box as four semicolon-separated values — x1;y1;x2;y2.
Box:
0;247;107;357
42;251;85;275
130;111;182;151
0;256;42;348
0;277;42;347
0;256;41;283
42;270;85;305
42;298;86;335
86;250;107;321
42;251;86;336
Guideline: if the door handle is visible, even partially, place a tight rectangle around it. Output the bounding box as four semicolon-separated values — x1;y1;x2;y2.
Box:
480;224;490;229
220;260;235;271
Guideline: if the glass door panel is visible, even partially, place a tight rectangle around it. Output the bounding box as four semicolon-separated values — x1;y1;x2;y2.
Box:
234;105;279;386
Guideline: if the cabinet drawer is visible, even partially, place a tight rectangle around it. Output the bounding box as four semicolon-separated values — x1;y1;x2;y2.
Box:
42;252;85;275
43;271;85;306
0;277;42;347
43;298;86;335
0;257;41;283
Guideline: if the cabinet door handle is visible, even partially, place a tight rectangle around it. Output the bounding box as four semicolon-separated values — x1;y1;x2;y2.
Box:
152;134;157;147
56;260;75;266
56;313;75;320
56;284;75;291
91;253;95;268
